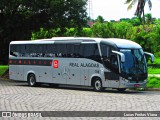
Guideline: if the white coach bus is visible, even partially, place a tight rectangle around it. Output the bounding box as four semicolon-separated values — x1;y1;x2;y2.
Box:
9;37;154;92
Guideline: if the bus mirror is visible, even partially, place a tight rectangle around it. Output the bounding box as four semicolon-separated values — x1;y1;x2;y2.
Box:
144;52;154;63
112;51;125;63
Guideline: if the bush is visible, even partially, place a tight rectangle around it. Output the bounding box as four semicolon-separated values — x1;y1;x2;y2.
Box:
147;77;160;88
31;28;61;40
31;20;160;56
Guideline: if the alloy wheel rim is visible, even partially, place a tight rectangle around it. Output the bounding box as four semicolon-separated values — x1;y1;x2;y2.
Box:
95;80;101;90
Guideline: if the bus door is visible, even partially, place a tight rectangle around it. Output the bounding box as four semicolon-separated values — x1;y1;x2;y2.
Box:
108;54;120;88
52;59;67;84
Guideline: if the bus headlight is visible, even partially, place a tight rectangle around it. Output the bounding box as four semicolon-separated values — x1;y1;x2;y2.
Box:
124;79;129;83
144;79;147;83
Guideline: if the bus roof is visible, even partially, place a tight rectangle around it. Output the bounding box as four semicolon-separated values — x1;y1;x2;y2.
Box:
101;38;141;49
10;37;141;49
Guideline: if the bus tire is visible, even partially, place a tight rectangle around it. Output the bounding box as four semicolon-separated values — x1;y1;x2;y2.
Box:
28;73;37;87
117;88;126;92
93;78;103;92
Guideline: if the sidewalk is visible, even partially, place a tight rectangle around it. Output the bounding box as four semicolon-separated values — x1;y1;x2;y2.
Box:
148;74;160;77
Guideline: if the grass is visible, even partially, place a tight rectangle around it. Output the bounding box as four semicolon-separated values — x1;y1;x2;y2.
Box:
148;57;160;74
0;66;8;77
148;68;160;74
147;76;160;88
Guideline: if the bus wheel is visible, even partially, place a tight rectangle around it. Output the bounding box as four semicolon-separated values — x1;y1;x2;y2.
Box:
93;78;103;92
117;88;126;92
28;74;37;87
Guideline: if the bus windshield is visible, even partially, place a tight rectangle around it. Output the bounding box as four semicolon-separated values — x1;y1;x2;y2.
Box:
120;49;147;76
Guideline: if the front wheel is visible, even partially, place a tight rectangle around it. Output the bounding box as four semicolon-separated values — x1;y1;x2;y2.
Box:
28;74;37;87
93;79;103;92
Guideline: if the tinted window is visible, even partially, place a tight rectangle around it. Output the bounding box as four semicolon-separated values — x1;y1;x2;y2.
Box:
10;44;25;57
100;44;111;58
80;44;100;58
66;44;80;58
45;44;56;57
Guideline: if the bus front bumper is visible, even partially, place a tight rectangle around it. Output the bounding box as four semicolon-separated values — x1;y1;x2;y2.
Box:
119;81;147;88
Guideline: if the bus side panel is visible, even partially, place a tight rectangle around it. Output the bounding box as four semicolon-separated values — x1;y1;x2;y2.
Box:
66;58;81;85
16;65;24;81
9;65;17;80
52;59;67;84
39;66;52;83
81;69;89;86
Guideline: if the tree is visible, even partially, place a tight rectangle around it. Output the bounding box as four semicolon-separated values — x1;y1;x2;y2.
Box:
0;0;88;64
95;15;105;23
129;17;141;26
125;0;152;24
145;13;152;24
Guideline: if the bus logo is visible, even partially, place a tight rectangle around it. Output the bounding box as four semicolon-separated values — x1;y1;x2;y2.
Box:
53;60;59;68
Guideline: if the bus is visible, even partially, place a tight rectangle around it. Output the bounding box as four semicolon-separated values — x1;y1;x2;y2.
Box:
9;37;154;92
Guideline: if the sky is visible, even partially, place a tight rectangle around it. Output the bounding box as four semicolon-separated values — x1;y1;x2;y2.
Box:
87;0;160;21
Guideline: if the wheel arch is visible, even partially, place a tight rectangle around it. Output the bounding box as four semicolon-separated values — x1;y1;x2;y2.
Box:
26;71;36;81
91;76;102;87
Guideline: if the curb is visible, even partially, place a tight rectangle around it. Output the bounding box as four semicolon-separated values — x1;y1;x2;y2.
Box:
146;88;160;91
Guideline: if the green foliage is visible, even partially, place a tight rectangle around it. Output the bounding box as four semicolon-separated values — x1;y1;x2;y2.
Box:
0;66;8;77
95;15;105;23
148;57;160;74
80;28;93;37
147;76;160;88
32;15;160;57
128;17;141;26
63;28;78;37
113;22;133;39
31;28;61;40
91;22;113;38
91;22;133;38
0;0;88;64
31;18;160;57
130;24;160;54
148;68;160;74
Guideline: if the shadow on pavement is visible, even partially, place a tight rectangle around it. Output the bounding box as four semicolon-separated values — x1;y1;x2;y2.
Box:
5;80;146;94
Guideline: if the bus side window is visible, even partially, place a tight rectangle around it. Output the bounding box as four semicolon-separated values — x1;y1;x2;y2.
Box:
18;45;25;57
10;44;25;57
34;44;46;57
74;44;80;58
79;43;100;61
10;45;17;57
45;44;55;57
101;44;111;58
26;44;35;57
66;44;80;58
55;44;67;57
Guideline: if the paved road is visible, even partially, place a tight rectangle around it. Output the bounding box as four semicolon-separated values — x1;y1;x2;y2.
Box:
0;79;160;119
